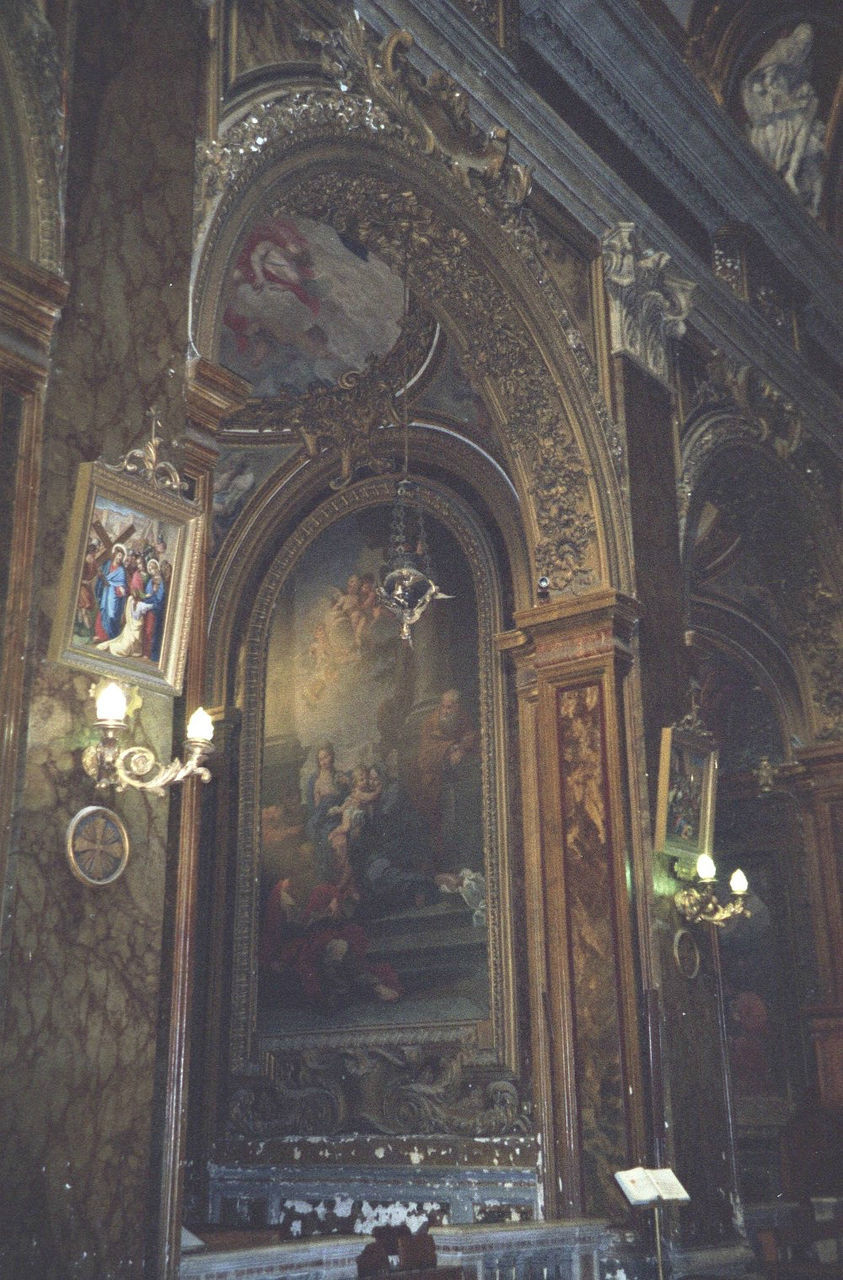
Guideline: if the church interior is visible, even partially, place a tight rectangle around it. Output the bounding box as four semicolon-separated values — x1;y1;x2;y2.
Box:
2;0;843;1277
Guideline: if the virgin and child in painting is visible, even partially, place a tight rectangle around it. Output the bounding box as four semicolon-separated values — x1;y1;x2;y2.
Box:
257;510;489;1025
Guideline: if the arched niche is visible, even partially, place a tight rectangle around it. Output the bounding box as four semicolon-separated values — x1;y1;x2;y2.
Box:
681;411;843;744
678;412;838;1194
687;0;843;234
191;462;542;1231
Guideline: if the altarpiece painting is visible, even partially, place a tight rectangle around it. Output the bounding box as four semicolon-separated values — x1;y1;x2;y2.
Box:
227;480;522;1140
259;505;487;1036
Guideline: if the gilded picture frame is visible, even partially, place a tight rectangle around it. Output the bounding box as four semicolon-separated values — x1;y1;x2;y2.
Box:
654;724;718;866
49;460;203;696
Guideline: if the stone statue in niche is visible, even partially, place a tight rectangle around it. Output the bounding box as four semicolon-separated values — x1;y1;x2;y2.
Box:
741;23;826;216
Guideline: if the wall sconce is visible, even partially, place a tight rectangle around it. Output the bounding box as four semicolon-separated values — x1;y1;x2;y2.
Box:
82;681;214;796
674;853;751;926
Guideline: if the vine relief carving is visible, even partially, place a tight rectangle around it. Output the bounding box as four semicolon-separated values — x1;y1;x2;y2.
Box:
601;223;696;387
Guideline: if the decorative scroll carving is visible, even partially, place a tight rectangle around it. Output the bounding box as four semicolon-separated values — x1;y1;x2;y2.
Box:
317;17;529;199
221;303;438;489
197;17;530;234
601;224;695;387
103;410;187;491
690;352;803;459
228;1044;529;1138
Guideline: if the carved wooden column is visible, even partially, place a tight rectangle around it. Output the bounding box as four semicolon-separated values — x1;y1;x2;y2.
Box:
154;357;246;1279
499;589;646;1218
791;745;843;1106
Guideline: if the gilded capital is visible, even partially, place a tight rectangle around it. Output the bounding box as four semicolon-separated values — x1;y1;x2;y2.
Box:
601;223;695;386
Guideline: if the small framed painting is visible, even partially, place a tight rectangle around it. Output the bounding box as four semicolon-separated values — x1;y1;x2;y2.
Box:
654;723;718;865
49;460;203;696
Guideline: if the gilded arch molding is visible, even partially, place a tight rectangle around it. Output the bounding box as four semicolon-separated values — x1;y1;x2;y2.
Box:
0;0;64;270
192;40;634;603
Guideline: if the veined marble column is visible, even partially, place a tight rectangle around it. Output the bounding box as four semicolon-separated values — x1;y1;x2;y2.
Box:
499;590;646;1217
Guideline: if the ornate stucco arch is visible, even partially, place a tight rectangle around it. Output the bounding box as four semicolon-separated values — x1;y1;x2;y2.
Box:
680;396;843;744
191;32;634;665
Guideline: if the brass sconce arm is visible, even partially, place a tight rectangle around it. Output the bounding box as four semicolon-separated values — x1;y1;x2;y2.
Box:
673;856;750;928
81;684;214;797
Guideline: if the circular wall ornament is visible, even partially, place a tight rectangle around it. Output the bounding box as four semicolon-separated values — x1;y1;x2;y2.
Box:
672;927;701;980
66;806;130;886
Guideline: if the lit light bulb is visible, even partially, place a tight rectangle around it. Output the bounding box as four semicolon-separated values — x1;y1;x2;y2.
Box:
729;868;748;895
96;682;127;724
186;707;214;743
696;853;717;882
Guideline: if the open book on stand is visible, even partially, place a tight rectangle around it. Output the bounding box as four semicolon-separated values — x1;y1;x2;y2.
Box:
614;1167;690;1206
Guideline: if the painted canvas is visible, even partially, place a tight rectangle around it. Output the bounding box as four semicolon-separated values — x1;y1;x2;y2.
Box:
70;494;179;665
257;504;489;1038
655;725;718;861
50;461;203;695
219;214;405;397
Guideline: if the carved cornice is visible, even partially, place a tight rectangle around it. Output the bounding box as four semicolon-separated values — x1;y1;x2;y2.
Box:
519;3;729;231
185;357;251;435
0;247;68;390
601;223;696;386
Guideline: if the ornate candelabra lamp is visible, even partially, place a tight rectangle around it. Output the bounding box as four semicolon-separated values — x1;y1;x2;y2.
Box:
82;681;214;797
674;853;750;926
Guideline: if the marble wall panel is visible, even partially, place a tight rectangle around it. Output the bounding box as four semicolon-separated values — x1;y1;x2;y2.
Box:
0;0;202;1274
556;682;626;1214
